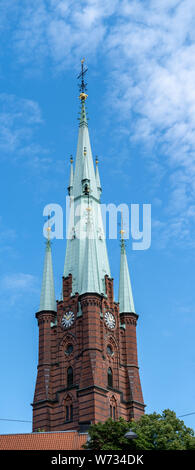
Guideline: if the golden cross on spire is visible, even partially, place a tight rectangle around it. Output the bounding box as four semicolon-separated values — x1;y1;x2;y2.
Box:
77;58;88;100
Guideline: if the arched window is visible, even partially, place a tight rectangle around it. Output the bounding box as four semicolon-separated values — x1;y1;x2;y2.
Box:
65;404;73;422
109;396;117;421
65;395;73;422
107;367;113;388
65;405;69;421
65;344;73;356
113;406;116;421
67;366;73;388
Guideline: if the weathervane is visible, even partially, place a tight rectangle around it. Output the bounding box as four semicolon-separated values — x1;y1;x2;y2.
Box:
77;58;88;100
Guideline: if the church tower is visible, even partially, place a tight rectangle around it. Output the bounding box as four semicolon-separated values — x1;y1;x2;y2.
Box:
32;62;145;432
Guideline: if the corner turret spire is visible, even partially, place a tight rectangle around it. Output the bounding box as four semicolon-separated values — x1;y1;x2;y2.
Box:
39;221;56;312
95;156;102;197
118;219;135;314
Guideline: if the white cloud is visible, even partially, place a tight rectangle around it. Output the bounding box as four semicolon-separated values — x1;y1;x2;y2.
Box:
104;1;195;246
0;272;39;310
1;273;37;291
0;93;42;154
1;0;195;244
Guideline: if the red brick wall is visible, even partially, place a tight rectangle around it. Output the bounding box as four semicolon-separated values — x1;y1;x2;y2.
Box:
32;275;145;431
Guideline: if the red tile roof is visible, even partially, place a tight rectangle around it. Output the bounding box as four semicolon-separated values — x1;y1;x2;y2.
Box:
0;431;87;450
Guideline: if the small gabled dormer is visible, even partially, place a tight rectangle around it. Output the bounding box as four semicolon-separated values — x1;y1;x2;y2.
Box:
68;155;74;196
82;147;90;195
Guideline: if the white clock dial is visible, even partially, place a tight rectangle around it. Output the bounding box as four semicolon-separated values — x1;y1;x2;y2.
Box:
61;311;74;329
105;312;115;329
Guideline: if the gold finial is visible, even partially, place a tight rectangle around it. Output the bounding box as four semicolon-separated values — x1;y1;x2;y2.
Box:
81;58;85;64
70;155;73;164
46;211;51;241
120;211;125;239
95;156;99;165
46;225;51;242
79;92;88;101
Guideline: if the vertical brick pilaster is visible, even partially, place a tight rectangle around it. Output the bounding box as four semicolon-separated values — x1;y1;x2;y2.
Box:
32;310;56;431
120;312;145;419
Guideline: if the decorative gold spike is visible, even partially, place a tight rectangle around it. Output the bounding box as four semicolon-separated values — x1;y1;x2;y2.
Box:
79;92;88;100
120;211;125;239
46;225;51;241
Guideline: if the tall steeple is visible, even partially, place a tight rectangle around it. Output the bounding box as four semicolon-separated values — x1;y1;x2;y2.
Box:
118;223;135;314
33;62;145;433
63;60;111;295
39;224;56;312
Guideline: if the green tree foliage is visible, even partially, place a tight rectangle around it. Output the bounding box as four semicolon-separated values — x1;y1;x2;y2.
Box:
83;410;195;450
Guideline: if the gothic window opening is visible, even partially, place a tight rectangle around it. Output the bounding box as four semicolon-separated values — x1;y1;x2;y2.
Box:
65;405;69;421
110;405;116;421
67;366;73;388
65;344;73;356
83;183;89;195
109;396;117;421
65;397;73;422
107;367;113;388
107;345;113;356
113;406;116;421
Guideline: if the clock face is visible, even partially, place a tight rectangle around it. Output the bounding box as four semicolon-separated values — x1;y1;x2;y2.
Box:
61;311;74;329
104;312;115;329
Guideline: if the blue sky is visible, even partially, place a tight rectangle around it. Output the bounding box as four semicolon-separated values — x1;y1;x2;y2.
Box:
0;0;195;434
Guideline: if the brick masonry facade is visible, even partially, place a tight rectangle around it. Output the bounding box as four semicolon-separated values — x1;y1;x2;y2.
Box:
32;274;145;432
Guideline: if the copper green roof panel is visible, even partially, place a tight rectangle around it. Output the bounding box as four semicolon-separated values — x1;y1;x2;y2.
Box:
39;240;56;312
119;240;135;313
64;98;111;296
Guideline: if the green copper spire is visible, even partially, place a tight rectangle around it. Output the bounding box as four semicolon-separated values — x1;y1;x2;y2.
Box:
64;61;111;296
95;157;102;197
81;209;101;294
39;228;56;312
119;232;135;314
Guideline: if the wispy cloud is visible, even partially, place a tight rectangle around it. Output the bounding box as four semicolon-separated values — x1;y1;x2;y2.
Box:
0;216;17;257
1;0;195;245
0;93;42;154
0;272;39;311
104;1;195;245
0;93;55;178
1;272;37;291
